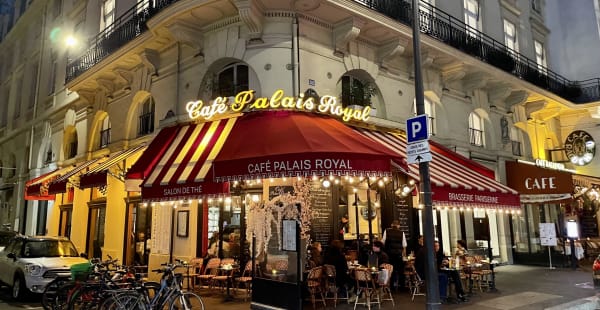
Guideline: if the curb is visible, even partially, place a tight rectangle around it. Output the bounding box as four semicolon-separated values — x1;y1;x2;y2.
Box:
544;296;599;310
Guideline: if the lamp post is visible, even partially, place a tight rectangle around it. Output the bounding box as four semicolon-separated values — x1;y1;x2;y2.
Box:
411;0;440;308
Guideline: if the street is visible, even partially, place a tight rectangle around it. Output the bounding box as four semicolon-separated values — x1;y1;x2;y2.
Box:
0;264;598;310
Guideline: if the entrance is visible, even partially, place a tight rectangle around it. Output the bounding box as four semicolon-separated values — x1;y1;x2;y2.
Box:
87;204;106;259
124;201;152;266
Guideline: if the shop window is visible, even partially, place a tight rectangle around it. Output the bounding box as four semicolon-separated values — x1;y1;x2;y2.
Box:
35;201;48;235
468;112;484;147
87;205;106;259
412;98;436;136
215;64;249;97
99;117;111;148
59;205;72;238
129;202;152;266
138;98;155;136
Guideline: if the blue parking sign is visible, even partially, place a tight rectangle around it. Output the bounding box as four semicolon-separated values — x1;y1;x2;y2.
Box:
406;115;429;143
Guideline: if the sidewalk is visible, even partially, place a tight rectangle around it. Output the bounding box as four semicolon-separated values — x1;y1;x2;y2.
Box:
196;264;600;309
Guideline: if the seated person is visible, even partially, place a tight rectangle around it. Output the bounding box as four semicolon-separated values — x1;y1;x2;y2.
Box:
415;240;467;303
323;240;353;295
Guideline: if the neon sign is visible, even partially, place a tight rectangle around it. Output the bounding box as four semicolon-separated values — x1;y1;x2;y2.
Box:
186;89;371;122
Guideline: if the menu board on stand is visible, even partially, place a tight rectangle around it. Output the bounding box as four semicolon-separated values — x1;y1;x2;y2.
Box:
393;195;411;242
310;181;333;247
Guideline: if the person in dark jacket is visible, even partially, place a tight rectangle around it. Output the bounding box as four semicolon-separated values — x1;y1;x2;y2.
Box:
323;240;353;295
382;220;405;289
415;241;467;303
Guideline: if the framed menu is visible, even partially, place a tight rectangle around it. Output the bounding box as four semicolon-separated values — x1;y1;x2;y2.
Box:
539;223;557;246
282;220;297;251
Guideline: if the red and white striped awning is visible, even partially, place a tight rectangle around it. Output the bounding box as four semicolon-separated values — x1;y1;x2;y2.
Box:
127;117;237;201
79;144;147;188
357;129;520;209
47;158;105;194
25;169;65;200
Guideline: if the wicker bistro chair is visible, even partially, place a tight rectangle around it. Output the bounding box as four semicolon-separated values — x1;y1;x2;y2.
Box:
306;266;326;309
353;268;381;310
197;258;221;290
211;258;236;292
322;264;349;307
182;258;203;290
378;263;394;306
405;265;425;301
235;261;255;301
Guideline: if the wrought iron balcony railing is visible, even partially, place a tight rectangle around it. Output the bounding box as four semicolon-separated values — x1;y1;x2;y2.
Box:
355;0;600;103
66;0;180;82
66;0;600;104
469;128;484;147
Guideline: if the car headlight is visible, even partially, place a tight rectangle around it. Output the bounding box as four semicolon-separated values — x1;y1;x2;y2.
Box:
25;263;44;276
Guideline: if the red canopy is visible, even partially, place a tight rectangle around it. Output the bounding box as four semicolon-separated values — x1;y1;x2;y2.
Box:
212;111;405;182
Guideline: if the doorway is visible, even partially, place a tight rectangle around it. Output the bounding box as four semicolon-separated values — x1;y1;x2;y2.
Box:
87;205;106;259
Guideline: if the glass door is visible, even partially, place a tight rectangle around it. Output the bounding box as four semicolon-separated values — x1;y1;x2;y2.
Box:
87;205;106;259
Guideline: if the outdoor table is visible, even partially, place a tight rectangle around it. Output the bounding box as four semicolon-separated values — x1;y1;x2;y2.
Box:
218;264;239;302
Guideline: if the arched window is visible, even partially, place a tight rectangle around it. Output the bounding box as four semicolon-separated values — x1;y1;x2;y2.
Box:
138;98;155;136
412;98;436;136
44;144;53;165
215;63;249;97
468;112;484;147
67;130;78;159
340;75;375;108
99;116;111;148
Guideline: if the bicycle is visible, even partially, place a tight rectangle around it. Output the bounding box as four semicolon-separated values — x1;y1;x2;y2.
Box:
100;259;204;310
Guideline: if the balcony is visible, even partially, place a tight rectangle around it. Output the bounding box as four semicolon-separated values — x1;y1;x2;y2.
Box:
469;128;484;147
355;0;599;103
66;0;180;83
66;0;600;104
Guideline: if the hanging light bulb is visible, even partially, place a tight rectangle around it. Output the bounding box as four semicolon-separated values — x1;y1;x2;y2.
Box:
322;180;331;188
378;180;384;187
334;179;340;185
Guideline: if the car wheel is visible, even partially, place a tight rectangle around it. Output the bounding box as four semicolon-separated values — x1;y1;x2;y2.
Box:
12;273;27;301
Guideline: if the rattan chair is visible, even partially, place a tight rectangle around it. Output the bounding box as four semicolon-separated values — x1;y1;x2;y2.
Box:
322;264;348;307
353;268;380;310
197;258;220;290
235;261;254;301
378;263;394;306
182;258;203;290
306;266;326;309
211;258;236;292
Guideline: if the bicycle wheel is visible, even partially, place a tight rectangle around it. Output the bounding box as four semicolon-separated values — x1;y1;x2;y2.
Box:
42;277;70;310
54;281;77;310
169;292;205;310
99;292;147;310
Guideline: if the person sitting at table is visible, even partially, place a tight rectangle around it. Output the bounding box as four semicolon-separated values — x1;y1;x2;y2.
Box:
455;239;468;264
308;241;323;268
415;241;467;303
324;240;353;296
370;240;390;267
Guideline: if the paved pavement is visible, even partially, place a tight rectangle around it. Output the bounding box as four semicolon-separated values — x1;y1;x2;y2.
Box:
1;263;599;309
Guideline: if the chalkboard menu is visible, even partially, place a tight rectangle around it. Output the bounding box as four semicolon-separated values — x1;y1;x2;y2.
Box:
581;208;597;238
393;195;411;241
310;181;334;246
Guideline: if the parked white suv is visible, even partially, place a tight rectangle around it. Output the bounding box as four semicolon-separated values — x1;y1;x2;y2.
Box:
0;235;88;300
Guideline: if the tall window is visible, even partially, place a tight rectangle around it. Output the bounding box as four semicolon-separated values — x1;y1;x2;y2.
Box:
0;161;3;177
531;0;542;13
36;201;48;235
136;0;150;15
100;0;115;33
13;77;23;119
503;19;518;53
412;98;436;136
67;131;78;159
138;98;155;136
511;127;521;156
340;75;375;108
216;64;249;97
48;51;57;95
1;87;9;127
464;0;481;35
534;40;547;72
99;117;111;148
44;145;53;165
52;0;62;18
468;112;484;147
28;62;38;109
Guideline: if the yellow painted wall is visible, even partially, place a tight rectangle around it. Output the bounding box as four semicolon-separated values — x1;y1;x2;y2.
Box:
102;173;127;262
71;188;91;254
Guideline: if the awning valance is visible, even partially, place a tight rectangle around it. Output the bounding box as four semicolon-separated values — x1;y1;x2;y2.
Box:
47;158;104;194
25;168;69;200
79;144;147;188
211;111;405;182
358;129;521;209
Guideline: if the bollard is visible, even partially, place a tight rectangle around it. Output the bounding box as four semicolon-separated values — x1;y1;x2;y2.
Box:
593;255;600;288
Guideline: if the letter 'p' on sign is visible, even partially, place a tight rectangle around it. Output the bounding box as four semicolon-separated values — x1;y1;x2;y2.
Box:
406;115;429;143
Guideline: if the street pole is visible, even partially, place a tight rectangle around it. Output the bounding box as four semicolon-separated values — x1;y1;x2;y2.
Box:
411;0;440;308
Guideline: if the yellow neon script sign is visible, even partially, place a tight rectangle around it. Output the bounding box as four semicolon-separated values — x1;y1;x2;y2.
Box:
186;89;371;122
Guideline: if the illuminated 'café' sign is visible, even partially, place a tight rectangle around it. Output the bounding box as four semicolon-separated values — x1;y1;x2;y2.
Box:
186;89;371;122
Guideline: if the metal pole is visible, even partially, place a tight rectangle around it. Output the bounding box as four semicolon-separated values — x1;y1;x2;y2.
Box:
355;192;361;253
411;0;440;308
367;179;373;246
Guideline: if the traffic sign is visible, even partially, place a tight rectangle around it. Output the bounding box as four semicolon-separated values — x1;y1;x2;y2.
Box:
406;114;429;143
406;140;433;164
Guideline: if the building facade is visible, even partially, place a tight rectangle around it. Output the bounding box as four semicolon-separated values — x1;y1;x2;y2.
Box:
2;0;600;278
